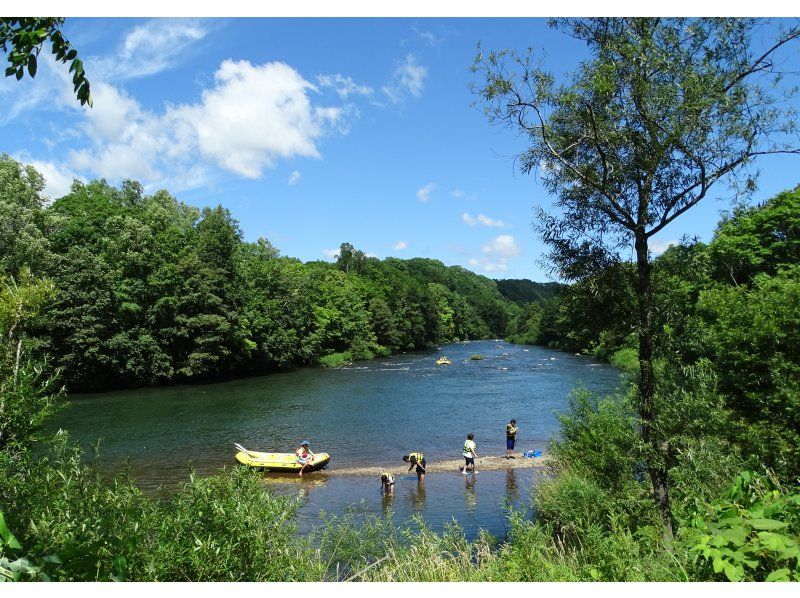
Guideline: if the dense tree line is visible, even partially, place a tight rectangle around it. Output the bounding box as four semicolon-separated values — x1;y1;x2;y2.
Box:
532;186;800;482
494;279;564;305
0;155;527;392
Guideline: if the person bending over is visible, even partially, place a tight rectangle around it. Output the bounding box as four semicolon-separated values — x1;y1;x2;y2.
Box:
380;472;395;494
403;452;426;482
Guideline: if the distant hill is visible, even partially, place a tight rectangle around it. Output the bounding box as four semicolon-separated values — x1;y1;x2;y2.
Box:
495;279;565;305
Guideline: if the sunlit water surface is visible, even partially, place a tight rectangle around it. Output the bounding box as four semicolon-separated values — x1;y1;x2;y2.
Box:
52;341;621;538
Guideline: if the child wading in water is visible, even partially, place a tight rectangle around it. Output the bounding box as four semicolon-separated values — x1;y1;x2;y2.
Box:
461;433;478;474
380;472;395;494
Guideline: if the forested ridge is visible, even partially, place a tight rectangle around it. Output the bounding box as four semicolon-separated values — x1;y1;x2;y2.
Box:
0;155;544;393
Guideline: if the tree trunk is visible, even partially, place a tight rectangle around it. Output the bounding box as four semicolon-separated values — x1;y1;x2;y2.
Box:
634;231;674;541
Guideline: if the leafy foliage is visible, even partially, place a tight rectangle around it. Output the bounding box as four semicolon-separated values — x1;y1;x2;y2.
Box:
0;18;91;105
684;471;800;582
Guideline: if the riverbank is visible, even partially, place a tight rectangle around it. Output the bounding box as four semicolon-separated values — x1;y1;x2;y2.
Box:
327;453;550;477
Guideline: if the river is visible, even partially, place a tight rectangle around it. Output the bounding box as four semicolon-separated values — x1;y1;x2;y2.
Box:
51;340;621;539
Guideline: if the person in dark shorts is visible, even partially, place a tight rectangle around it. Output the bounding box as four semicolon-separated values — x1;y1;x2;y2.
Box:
506;419;517;458
461;433;478;474
403;452;427;482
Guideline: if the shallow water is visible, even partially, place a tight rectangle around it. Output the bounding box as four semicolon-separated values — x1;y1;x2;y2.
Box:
52;341;621;538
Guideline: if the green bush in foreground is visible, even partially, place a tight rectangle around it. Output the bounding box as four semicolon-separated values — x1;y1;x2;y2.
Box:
0;439;320;581
682;471;800;582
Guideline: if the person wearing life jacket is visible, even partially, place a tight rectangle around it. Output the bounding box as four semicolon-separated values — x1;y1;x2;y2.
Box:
296;440;314;476
506;419;518;459
402;452;427;482
380;472;395;494
461;433;478;474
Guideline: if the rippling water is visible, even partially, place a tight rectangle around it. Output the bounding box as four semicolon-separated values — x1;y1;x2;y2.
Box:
52;340;621;538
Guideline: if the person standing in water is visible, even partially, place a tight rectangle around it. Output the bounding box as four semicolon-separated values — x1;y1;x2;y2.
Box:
296;440;314;476
506;419;518;458
461;433;478;474
403;452;426;482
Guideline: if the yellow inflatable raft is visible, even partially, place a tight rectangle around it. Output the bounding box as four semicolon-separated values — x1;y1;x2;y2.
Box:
436;356;452;365
234;445;330;472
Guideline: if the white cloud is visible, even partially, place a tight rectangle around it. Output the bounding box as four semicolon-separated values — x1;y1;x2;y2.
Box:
81;82;144;143
462;213;509;228
466;235;522;274
317;74;373;99
322;248;340;260
62;60;345;187
0;53;76;125
67;81;168;182
383;54;427;103
451;188;465;198
393;241;408;250
94;19;208;81
483;234;522;258
417;182;435;202
288;170;301;185
13;154;82;200
468;257;509;273
413;28;441;47
180;60;342;178
650;238;677;255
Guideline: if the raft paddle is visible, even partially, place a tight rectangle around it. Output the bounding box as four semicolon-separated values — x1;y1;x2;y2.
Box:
234;442;259;458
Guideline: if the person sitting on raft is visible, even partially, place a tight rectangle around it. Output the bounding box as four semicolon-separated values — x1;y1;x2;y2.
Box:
296;440;314;477
380;472;395;494
403;452;426;482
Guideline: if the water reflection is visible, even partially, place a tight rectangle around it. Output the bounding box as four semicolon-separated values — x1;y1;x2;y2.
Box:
465;474;477;514
381;490;394;515
505;468;519;504
408;482;427;512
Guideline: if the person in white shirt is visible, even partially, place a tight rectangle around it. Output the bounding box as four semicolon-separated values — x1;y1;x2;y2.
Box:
461;433;478;474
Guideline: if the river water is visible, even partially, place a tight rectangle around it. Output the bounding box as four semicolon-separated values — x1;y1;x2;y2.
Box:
52;340;621;539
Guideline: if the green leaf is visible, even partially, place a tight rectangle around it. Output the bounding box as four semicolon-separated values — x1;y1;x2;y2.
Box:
757;531;789;552
0;513;22;550
724;562;744;582
720;526;749;546
27;54;36;77
749;518;788;531
777;546;799;561
765;568;790;582
713;556;725;573
4;66;16;77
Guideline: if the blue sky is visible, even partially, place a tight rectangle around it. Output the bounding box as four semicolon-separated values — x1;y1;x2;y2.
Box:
3;18;799;281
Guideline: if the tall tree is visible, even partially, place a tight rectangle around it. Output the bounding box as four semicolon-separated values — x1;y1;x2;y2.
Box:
474;17;800;538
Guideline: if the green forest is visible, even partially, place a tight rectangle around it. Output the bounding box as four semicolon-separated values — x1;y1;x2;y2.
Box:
1;17;799;583
0;155;559;392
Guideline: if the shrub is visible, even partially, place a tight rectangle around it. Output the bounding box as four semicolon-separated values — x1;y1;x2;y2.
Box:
682;471;800;582
319;351;352;368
